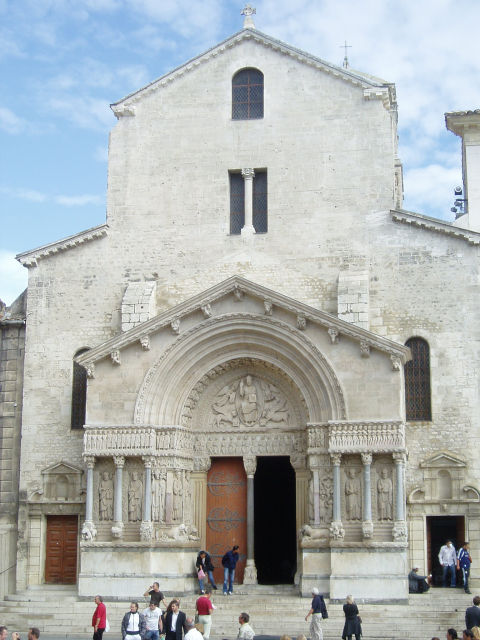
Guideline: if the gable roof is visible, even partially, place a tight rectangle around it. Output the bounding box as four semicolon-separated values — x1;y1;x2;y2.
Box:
391;209;480;245
16;224;108;267
111;28;396;117
76;275;410;367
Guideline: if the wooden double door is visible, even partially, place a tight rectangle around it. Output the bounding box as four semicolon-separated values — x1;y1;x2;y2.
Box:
45;515;78;584
206;458;247;585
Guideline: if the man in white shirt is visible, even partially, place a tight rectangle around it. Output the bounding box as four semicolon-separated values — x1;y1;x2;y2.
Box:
184;617;203;640
438;539;457;587
143;602;163;640
237;613;255;640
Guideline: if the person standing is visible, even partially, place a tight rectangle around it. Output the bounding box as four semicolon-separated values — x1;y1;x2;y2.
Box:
222;545;239;595
162;599;187;640
341;595;362;640
92;595;107;640
196;550;217;593
439;540;457;587
184;618;203;640
121;602;146;640
196;586;214;639
305;587;328;640
458;543;473;594
142;602;163;640
237;613;255;640
466;596;480;630
144;582;167;610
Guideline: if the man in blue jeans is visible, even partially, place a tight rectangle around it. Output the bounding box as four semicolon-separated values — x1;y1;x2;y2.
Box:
438;539;457;587
222;545;240;595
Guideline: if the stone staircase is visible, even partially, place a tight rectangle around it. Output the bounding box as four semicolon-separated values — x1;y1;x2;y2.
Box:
0;585;474;640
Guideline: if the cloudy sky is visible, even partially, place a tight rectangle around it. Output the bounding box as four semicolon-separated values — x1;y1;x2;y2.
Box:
1;0;479;304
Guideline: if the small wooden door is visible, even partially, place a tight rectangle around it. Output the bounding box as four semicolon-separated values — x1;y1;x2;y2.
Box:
45;515;78;584
206;458;247;585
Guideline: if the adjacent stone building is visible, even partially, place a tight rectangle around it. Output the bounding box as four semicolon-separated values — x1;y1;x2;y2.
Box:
2;12;480;602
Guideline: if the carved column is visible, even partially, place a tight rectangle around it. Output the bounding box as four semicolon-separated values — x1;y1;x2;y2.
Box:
82;455;97;540
392;452;407;541
140;456;154;541
112;455;125;539
193;457;211;548
361;453;373;539
329;453;345;540
241;168;255;236
243;456;257;584
308;455;322;525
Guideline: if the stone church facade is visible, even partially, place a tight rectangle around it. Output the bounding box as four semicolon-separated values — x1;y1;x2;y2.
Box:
1;14;480;603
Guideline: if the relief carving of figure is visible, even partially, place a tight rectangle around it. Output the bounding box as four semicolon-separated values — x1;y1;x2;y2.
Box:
345;468;361;520
152;470;166;523
98;471;114;521
319;475;333;523
128;471;143;522
172;471;183;523
210;375;290;429
377;468;393;520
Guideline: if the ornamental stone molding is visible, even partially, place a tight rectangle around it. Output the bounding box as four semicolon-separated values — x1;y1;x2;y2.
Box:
140;335;151;351
75;276;410;374
133;313;348;426
328;421;405;454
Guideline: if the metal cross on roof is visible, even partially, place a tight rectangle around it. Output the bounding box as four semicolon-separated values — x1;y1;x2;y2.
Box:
340;40;352;69
241;3;256;29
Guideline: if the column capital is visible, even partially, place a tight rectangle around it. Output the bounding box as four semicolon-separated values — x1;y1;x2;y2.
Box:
393;452;407;464
113;455;125;468
142;456;155;468
194;457;212;472
330;453;342;466
241;167;255;180
83;455;96;469
361;452;373;466
243;456;257;477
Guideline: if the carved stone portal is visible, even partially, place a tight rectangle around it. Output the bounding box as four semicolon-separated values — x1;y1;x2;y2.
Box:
209;374;290;428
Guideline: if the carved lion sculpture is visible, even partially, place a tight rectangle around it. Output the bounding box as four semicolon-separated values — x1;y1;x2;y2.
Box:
300;524;328;544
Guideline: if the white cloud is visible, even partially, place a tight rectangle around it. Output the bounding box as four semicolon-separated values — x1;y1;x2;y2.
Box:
0;106;27;134
47;95;113;130
55;194;103;206
0;250;28;306
0;186;47;202
94;145;108;163
403;164;462;220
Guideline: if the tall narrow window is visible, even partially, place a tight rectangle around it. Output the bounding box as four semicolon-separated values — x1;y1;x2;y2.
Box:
232;68;264;120
230;172;245;234
253;170;267;233
71;348;89;429
405;337;432;421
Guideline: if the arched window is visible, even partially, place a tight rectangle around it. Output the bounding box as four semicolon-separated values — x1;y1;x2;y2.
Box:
232;68;264;120
404;337;432;421
71;348;89;429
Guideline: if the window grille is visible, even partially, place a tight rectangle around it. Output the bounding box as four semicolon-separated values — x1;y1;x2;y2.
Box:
230;173;245;234
71;348;89;429
232;68;264;120
405;337;432;421
253;170;267;233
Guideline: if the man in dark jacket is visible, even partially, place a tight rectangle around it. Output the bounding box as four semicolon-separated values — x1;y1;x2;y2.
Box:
196;550;217;593
408;567;431;593
121;602;146;640
163;600;188;640
222;545;240;595
465;596;480;630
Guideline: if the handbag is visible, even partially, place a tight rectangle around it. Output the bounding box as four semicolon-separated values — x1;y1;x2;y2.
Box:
105;619;110;633
197;568;206;579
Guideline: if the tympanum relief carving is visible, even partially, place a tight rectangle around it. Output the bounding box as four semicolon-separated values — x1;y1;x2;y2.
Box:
210;374;290;428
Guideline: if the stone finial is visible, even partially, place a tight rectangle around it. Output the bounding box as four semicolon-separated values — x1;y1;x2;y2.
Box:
241;4;256;29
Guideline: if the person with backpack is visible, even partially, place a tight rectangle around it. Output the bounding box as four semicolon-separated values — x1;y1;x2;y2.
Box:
222;545;240;595
305;587;328;640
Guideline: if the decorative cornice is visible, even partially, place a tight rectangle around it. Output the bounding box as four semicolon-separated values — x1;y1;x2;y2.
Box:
75;275;411;368
391;210;480;245
16;224;108;267
110;29;394;116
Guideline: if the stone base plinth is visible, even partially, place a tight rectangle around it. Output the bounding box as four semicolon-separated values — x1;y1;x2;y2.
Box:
300;544;408;602
78;544;197;597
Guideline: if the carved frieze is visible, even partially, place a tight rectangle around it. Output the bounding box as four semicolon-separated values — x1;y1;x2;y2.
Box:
328;421;405;453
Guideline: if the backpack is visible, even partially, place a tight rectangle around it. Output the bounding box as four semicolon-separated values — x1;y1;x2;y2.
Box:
221;552;229;567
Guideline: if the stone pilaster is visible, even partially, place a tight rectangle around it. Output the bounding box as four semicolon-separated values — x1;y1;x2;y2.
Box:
330;453;344;540
112;455;125;539
82;455;97;540
243;456;257;584
361;452;373;539
241;168;255;236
